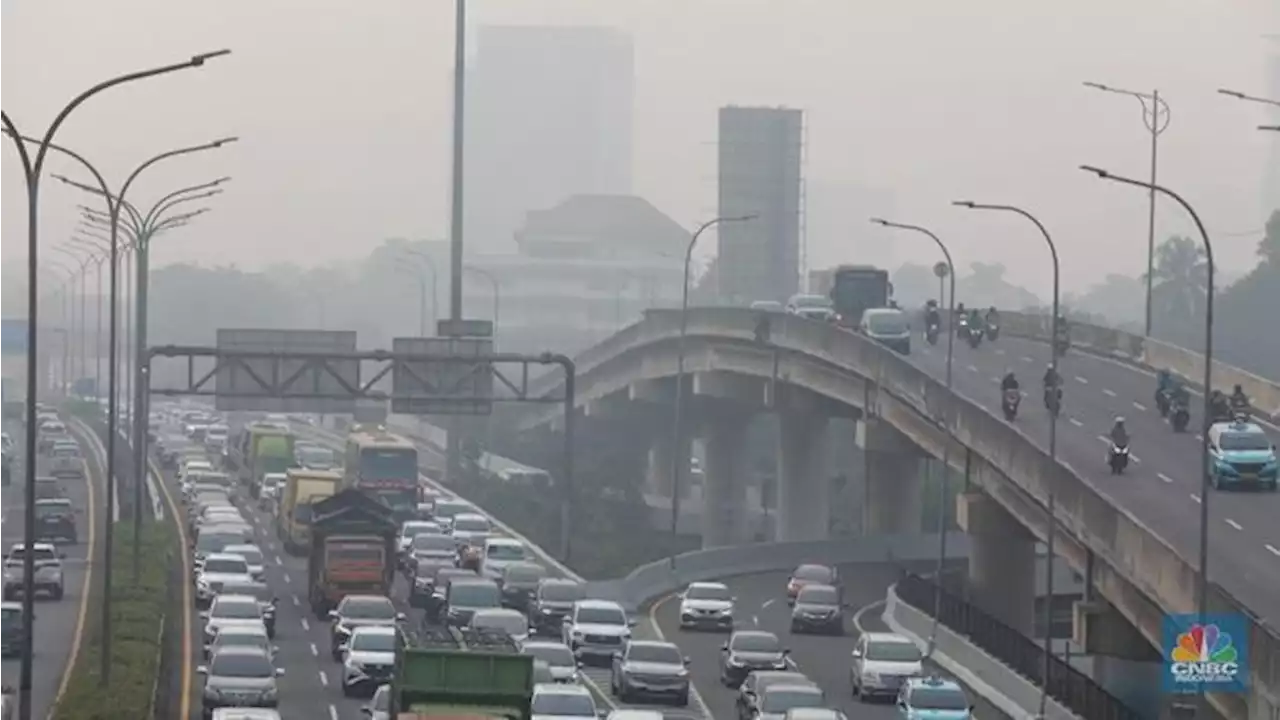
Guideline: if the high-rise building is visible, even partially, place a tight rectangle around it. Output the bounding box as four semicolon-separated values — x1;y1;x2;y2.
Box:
464;25;634;253
716;106;805;304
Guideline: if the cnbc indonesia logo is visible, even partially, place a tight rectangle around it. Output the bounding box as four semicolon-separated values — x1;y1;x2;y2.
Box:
1169;623;1241;687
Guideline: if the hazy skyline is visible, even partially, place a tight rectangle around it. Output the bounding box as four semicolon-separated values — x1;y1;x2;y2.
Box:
3;0;1277;297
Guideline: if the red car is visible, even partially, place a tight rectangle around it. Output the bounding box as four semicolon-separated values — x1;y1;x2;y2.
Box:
786;564;838;606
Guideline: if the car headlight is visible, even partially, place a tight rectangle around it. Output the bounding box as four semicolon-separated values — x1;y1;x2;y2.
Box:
727;656;744;668
862;671;880;684
336;625;352;636
203;687;221;700
260;687;277;702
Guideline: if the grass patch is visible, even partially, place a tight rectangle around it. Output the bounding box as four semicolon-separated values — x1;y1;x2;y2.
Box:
51;521;174;720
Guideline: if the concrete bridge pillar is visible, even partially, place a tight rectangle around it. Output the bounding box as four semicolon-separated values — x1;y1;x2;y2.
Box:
1073;599;1163;717
956;490;1036;635
646;432;690;498
776;411;830;542
857;419;924;534
702;410;751;548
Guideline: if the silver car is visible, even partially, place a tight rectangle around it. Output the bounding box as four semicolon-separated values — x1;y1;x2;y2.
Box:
562;600;633;665
340;625;401;697
198;647;283;719
195;554;254;606
204;624;277;661
522;641;580;684
609;640;690;706
201;595;268;650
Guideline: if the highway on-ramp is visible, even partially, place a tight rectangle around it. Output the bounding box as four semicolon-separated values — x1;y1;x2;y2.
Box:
651;562;1006;720
911;333;1280;622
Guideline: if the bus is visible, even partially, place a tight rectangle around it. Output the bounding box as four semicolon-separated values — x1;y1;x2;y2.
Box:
343;427;420;521
828;265;891;327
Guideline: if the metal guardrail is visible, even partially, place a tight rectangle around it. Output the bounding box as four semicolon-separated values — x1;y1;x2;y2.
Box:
896;573;1138;720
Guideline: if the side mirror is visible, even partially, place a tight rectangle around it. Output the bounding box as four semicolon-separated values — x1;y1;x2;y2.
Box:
360;708;373;717
328;610;339;620
783;648;791;655
628;619;637;628
395;612;406;621
576;661;585;668
683;656;691;666
198;612;209;620
272;645;280;653
337;644;348;654
275;668;286;676
562;616;572;625
196;665;209;675
851;648;862;658
720;643;729;652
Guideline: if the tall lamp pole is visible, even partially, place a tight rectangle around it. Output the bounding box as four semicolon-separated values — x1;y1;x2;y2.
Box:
401;247;440;331
1217;88;1280;132
1081;165;1216;712
668;215;757;549
43;263;77;394
49;245;95;387
954;200;1060;716
1083;82;1171;338
872;218;957;652
395;266;430;336
65;239;108;398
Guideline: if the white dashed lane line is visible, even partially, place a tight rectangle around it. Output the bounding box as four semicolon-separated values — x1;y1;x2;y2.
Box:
1191;494;1202;505
1069;418;1083;427
310;642;319;657
1022;356;1035;363
1132;402;1147;411
300;617;310;631
328;706;339;720
1267;545;1280;558
318;671;329;687
1158;473;1174;484
1226;519;1243;531
1103;389;1116;397
1075;376;1089;385
967;365;979;373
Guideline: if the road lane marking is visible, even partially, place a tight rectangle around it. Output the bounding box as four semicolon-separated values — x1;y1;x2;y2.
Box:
293;595;301;607
301;617;310;631
1103;389;1116;397
1266;544;1280;557
1069;418;1083;427
752;615;759;626
53;419;101;714
283;572;291;583
1158;473;1174;484
995;348;1006;356
1191;494;1202;504
1075;376;1089;384
1130;455;1142;464
1022;356;1035;363
851;599;886;636
761;598;775;611
1226;519;1243;531
319;670;329;687
967;365;978;373
275;555;283;565
1133;402;1147;411
328;706;339;720
310;642;319;657
1096;435;1110;443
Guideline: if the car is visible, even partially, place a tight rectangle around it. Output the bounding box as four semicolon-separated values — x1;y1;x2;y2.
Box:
258;473;286;508
610;639;690;705
431;498;472;524
785;564;838;606
450;512;493;547
217;580;278;637
444;578;502;628
719;631;789;687
1208;419;1278;490
195;554;255;607
409;557;455;599
470;607;532;645
329;595;404;661
1;602;25;657
33;477;65;501
222;544;267;582
896;675;973;718
736;670;815;720
361;684;393;720
531;578;586;636
750;683;824;720
398;520;444;556
339;625;402;697
480;537;528;580
850;631;924;701
197;647;283;719
789;584;844;635
2;542;65;601
679;581;735;631
785;294;838;322
47;442;85;479
782;709;846;720
203;623;277;661
499;561;547;611
521;641;580;684
860;307;911;355
193;527;253;566
33;498;78;544
530;682;599;720
200;595;268;650
406;533;457;571
562;599;633;665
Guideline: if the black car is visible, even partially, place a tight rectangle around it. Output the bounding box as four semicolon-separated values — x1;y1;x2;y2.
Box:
33;500;77;544
499;562;546;611
719;631;789;687
789;584;845;635
530;578;585;636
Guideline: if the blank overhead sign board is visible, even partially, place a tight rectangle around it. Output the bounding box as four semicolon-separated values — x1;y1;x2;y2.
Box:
215;328;359;413
391;336;494;416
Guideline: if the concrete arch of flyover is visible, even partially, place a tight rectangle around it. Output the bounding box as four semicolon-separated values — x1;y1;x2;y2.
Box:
507;306;1280;720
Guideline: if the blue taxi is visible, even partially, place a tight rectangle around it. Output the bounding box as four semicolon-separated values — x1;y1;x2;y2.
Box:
1207;420;1278;491
895;676;973;719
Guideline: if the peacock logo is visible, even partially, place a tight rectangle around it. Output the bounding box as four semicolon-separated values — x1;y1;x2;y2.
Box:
1171;624;1238;664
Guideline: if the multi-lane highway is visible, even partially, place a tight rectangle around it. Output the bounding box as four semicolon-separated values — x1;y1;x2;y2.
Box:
651;562;1006;720
0;418;101;720
911;332;1280;621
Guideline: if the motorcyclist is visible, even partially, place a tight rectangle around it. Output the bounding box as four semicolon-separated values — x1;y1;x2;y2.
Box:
1001;372;1020;393
967;308;983;330
1210;390;1232;420
1170;382;1190;407
1043;365;1061;390
986;306;1000;326
1229;384;1250;411
1109;417;1130;448
1156;369;1174;395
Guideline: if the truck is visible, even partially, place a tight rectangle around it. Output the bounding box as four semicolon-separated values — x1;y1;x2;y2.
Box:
232;422;296;498
307;489;397;617
390;626;533;720
277;468;342;554
827;264;892;327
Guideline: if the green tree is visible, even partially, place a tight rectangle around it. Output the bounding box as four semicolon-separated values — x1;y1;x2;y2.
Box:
1259;209;1280;265
1148;235;1207;346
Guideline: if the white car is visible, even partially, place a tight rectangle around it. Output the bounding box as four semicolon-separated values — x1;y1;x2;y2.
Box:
196;553;255;606
480;537;527;581
340;625;400;697
678;581;735;632
530;682;599;720
450;513;492;547
522;641;580;684
398;521;444;555
562;599;633;665
849;631;924;701
203;623;277;660
200;594;268;650
470;607;531;645
222;544;267;582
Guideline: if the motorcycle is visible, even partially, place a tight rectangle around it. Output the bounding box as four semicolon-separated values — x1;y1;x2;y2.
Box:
967;325;984;349
925;322;940;346
987;322;1000;341
1108;443;1130;475
1044;386;1062;417
1155;389;1172;418
1171;403;1190;433
1054;331;1070;357
1001;389;1021;421
957;318;971;340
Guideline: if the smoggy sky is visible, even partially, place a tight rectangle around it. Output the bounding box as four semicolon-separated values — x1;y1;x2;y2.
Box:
2;0;1278;294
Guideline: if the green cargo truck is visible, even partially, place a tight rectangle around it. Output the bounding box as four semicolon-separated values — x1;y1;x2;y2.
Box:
233;423;296;498
389;627;534;720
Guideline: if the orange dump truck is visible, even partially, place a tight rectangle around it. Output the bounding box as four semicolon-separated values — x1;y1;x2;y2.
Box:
306;489;397;617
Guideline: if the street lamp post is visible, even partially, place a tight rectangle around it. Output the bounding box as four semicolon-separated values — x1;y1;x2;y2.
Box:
1083;82;1171;339
1217;88;1280;132
953;200;1060;716
1080;164;1216;712
50;245;95;387
395;266;430;336
66;239;108;399
871;218;957;653
401;247;440;331
44;263;77;395
668;215;757;547
464;266;500;331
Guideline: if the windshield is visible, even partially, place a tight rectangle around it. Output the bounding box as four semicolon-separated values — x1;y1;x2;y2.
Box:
359;447;418;481
299;447;335;466
261;474;285;489
401;523;437;538
793;565;833;583
473;612;527;635
487;543;524;560
866;311;908;335
342;598;396;620
213;599;262;619
525;643;574;667
732;633;780;653
832;270;889;317
762;689;823;713
1220;433;1272;452
797;587;838;604
221;584;271;602
204;558;249;575
224;547;263;565
866;640;921;662
2;608;21;625
215;631;268;650
453;516;490;533
540;583;585;602
433;500;470;518
293;503;315;523
909;687;969;710
52;447;79;458
531;692;595;717
413;535;454;552
627;643;681;664
7;547;56;563
686;584;730;601
576;607;625;625
451;584;500;607
792;295;832;309
196;534;233;554
506;565;545;583
209;652;273;678
35;503;71;519
350;631;398;652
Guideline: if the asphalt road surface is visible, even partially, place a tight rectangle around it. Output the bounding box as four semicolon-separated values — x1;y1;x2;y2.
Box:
911;333;1280;622
651;562;1007;720
0;418;100;720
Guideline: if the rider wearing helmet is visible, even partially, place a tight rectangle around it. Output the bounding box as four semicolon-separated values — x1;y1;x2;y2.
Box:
1230;384;1250;411
1001;371;1019;393
1043;365;1061;389
1110;417;1129;447
986;306;999;324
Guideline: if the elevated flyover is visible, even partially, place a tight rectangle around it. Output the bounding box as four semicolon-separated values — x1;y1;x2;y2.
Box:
510;307;1280;719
